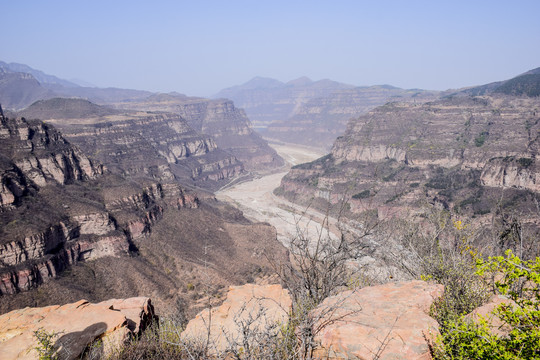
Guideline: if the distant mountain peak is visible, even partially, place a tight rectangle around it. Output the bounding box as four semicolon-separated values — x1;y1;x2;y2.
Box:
286;76;313;86
241;76;284;89
0;60;80;88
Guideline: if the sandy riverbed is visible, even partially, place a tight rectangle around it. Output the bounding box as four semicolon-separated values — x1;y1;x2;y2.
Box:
216;142;338;246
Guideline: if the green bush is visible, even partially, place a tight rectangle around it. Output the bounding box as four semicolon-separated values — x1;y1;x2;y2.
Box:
434;250;540;359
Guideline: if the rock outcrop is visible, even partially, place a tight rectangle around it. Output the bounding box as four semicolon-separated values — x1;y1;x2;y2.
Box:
0;115;102;208
0;297;155;360
311;281;443;359
182;283;292;354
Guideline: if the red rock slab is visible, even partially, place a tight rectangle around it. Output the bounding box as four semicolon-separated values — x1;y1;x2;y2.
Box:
312;280;443;360
0;297;154;360
182;283;292;354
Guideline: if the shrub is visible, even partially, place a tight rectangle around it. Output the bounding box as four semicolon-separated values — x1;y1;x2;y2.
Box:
33;328;60;360
433;250;540;359
352;190;370;199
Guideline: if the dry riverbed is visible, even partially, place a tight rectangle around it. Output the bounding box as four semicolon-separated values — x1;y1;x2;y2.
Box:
216;142;338;246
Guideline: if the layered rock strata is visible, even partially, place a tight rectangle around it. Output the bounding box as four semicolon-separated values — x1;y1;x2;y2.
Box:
277;95;540;223
110;94;284;172
42;110;244;190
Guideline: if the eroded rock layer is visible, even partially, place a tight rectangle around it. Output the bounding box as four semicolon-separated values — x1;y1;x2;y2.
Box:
110;94;284;172
18;99;245;190
277;95;540;226
0;110;288;316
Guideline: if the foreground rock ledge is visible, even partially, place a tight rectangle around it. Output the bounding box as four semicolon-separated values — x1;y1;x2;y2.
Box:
182;283;292;354
0;297;155;360
312;280;444;360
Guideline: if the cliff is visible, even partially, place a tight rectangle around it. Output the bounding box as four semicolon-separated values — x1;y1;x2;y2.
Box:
264;85;440;149
19;98;244;190
111;94;284;172
277;94;540;227
0;109;289;316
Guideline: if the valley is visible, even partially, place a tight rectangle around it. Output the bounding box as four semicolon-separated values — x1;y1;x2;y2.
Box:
1;58;540;359
216;142;331;245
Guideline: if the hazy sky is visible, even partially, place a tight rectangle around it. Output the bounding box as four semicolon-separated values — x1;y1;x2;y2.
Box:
2;0;539;96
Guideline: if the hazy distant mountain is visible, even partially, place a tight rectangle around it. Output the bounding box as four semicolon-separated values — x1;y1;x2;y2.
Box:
264;85;439;148
214;76;355;127
0;61;79;88
215;76;439;149
0;60;152;109
455;67;540;97
0;68;56;110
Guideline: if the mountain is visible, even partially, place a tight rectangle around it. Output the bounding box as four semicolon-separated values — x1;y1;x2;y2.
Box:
456;67;540;97
18;98;244;191
215;77;439;149
214;76;355;129
276;68;540;254
110;94;284;172
0;60;153;110
1;61;282;174
0;61;79;88
0;68;56;110
264;86;439;148
0;100;288;316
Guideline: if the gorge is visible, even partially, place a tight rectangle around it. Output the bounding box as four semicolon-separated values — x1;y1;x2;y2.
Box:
1;60;540;359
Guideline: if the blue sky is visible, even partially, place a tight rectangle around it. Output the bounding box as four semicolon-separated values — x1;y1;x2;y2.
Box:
1;0;539;96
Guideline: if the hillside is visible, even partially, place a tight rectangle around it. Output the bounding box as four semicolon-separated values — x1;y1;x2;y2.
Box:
456;67;540;97
277;92;540;253
111;94;284;172
17;98;245;191
0;105;288;316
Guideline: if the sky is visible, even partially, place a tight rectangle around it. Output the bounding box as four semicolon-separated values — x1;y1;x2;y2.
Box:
1;0;539;96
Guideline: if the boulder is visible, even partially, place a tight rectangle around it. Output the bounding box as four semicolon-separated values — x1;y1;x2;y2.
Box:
311;280;443;360
465;295;516;336
0;297;155;360
182;283;292;354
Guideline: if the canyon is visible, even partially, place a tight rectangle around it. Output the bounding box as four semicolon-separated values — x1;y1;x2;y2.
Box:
0;102;288;317
216;76;440;149
1;60;540;359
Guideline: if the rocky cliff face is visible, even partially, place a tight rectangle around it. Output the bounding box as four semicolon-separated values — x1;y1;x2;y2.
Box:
111;94;284;172
0;113;130;295
277;94;540;225
0;109;288;316
0;114;102;208
24;102;245;190
264;86;440;149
